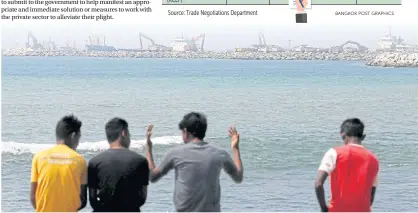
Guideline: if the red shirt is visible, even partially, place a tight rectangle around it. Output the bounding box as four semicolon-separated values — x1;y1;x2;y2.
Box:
318;144;379;212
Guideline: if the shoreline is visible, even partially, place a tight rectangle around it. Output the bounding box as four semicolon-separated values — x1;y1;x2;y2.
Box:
2;49;417;68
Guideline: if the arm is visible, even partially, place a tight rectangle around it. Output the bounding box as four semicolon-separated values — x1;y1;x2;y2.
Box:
78;159;88;210
88;161;101;211
371;171;379;206
315;171;329;212
145;125;174;183
224;125;243;183
30;154;39;210
223;148;243;183
146;145;174;183
314;148;337;212
137;159;150;207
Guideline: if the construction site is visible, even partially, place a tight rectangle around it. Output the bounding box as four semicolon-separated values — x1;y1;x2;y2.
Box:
22;31;206;53
25;32;78;52
21;30;418;54
234;32;370;53
6;30;417;68
235;33;285;53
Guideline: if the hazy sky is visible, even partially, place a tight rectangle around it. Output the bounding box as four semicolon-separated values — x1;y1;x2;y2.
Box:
1;0;417;51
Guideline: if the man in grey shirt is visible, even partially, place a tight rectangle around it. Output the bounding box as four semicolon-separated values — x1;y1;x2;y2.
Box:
145;112;244;212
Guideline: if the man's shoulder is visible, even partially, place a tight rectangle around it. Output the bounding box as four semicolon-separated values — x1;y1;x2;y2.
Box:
68;148;84;158
57;146;86;165
200;142;230;158
88;150;109;165
116;150;147;167
178;142;226;152
36;145;60;155
166;144;185;153
33;148;48;159
127;150;147;162
90;149;145;164
365;149;379;162
332;145;345;151
321;147;337;158
122;148;145;158
36;145;79;157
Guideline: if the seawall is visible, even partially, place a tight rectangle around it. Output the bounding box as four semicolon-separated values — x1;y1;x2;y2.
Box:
2;49;418;68
366;52;418;68
1;49;377;60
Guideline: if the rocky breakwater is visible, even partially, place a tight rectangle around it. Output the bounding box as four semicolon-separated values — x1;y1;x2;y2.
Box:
2;48;378;61
366;52;418;68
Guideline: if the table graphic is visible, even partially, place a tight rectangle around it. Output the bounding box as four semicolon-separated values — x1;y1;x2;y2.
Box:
162;0;401;5
162;0;401;23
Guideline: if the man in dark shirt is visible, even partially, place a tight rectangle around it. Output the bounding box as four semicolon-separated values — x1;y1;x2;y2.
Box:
88;117;149;212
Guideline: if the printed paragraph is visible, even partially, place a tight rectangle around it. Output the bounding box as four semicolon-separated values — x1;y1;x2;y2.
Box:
1;0;153;21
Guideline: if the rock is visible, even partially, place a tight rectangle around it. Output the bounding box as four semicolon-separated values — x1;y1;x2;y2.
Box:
366;52;418;68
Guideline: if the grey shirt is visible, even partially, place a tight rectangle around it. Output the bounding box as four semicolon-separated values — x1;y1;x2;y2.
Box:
150;141;240;212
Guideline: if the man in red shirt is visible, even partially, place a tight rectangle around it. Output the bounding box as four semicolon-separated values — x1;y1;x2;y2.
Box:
315;118;379;212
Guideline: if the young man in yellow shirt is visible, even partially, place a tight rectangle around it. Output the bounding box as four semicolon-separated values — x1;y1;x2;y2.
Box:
30;115;87;212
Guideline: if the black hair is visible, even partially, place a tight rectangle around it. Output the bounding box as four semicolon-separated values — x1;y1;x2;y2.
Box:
340;118;365;139
56;114;82;140
178;112;207;140
105;117;129;143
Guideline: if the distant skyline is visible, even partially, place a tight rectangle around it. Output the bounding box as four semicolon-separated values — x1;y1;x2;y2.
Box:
1;0;417;51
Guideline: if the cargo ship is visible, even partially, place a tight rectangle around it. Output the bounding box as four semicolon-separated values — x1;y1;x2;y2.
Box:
85;44;116;52
85;36;116;52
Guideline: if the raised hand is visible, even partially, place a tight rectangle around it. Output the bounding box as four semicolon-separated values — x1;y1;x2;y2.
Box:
228;125;240;149
146;124;154;147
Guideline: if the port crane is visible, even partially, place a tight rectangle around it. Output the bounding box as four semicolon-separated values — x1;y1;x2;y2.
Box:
26;32;43;50
192;33;205;52
251;32;284;52
88;35;107;45
47;37;57;51
138;32;172;51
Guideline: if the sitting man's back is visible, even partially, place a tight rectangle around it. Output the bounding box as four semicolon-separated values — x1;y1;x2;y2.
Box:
145;112;243;212
30;115;87;212
88;117;149;212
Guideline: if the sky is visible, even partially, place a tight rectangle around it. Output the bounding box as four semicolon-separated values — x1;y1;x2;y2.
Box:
1;0;418;51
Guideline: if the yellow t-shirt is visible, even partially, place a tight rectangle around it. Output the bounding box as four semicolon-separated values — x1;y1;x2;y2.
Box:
31;144;87;212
